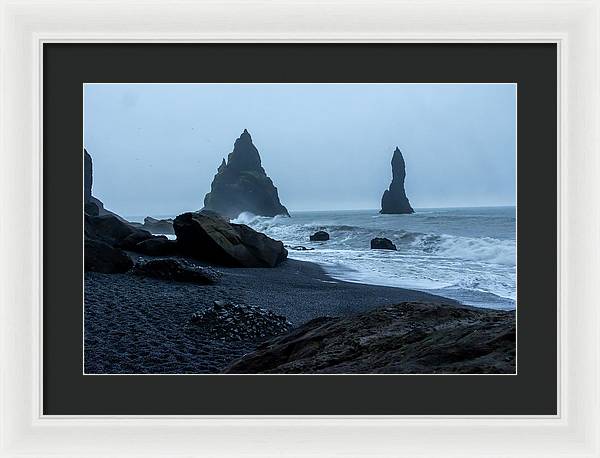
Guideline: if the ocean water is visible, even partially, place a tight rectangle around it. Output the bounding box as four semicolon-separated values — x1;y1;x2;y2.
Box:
231;207;516;310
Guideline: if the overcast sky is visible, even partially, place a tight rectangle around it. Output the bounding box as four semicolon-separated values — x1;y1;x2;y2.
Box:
84;83;516;217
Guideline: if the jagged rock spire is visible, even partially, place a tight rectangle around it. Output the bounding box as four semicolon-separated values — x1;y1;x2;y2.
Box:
203;130;290;219
380;147;414;214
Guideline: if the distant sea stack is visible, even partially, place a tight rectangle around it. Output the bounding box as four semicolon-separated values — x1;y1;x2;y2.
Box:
380;147;414;214
203;129;290;219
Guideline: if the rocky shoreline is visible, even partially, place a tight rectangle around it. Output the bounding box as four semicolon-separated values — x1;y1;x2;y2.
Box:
226;301;515;374
83;143;515;375
84;256;515;374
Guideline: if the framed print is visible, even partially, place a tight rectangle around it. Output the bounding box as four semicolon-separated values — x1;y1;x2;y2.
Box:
1;0;599;457
46;43;551;416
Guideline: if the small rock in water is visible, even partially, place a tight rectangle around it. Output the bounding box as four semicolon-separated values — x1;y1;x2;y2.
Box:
370;237;397;250
190;301;293;341
309;231;329;242
285;245;315;251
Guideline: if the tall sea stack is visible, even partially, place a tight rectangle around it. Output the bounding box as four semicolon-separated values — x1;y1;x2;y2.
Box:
84;149;124;220
84;148;93;203
380;147;414;214
203;129;289;219
84;148;107;215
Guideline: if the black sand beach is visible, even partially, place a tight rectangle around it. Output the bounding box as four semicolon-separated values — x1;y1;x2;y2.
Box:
84;257;464;374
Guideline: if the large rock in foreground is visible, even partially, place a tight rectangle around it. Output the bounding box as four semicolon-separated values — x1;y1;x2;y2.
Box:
174;211;288;267
380;147;414;214
225;302;515;374
203;129;289;219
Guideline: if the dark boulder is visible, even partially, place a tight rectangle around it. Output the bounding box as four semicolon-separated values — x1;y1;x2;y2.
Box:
84;239;133;273
370;237;397;250
85;213;155;249
133;237;179;256
203;129;289;219
225;302;516;374
84;213;169;274
173;211;287;268
380;147;414;214
132;259;220;284
309;231;329;241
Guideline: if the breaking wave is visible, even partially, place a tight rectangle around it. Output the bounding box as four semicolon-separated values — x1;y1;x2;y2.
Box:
232;208;516;309
232;211;515;267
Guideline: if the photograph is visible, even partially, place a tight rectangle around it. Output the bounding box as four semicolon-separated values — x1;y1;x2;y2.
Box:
83;82;517;375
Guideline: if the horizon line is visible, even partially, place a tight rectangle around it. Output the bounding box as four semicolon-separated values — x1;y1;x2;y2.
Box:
121;204;516;218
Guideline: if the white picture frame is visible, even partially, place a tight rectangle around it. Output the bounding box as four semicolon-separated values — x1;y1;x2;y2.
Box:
1;0;598;456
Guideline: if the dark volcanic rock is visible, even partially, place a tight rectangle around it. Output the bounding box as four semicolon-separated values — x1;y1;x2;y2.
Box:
131;216;175;235
173;211;288;268
84;148;93;203
84;149;127;220
310;231;330;241
85;200;100;216
380;147;414;214
203;129;289;219
133;237;179;256
132;259;220;284
85;213;155;249
370;237;397;250
225;302;516;374
285;245;315;251
84;239;133;273
190;300;293;341
84;213;172;271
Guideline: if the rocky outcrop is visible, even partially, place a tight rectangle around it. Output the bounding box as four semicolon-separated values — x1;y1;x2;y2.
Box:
203;129;289;219
84;213;172;272
84;148;93;203
84;149;126;220
310;231;329;241
132;259;220;285
380;147;414;214
190;301;293;341
370;237;397;250
225;302;516;374
131;217;175;235
84;149;104;215
84;149;174;272
85;239;134;273
173;211;288;268
85;213;155;250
